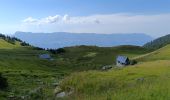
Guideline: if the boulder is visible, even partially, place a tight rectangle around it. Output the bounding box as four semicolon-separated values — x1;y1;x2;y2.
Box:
56;92;66;98
102;65;112;70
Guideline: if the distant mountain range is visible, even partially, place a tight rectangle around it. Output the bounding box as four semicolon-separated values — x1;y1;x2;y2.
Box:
14;32;153;49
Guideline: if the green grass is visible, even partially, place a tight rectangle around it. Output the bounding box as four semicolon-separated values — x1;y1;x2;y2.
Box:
0;40;62;99
83;52;97;57
134;44;170;61
60;60;170;100
0;47;60;99
0;39;20;49
59;45;149;71
59;44;170;100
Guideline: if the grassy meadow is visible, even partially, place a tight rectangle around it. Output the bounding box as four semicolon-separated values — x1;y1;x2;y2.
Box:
60;45;149;71
135;44;170;61
0;45;59;99
59;45;170;100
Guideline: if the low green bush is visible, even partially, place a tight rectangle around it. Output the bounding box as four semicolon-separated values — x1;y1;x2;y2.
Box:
0;73;8;90
130;60;137;65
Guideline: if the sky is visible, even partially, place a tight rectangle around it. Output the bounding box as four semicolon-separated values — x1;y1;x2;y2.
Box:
1;0;170;37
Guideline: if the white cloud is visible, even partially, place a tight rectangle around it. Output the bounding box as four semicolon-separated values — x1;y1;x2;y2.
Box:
22;17;38;23
63;14;70;22
42;15;61;24
94;19;100;24
22;14;101;25
21;13;170;37
22;15;61;25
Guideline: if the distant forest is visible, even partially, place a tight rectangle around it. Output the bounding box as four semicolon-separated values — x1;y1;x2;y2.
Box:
143;34;170;50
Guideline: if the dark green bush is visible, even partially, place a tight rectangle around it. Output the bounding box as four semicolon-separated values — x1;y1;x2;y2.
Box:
56;48;66;54
130;60;137;65
33;47;44;50
47;48;66;54
20;42;30;46
0;73;8;89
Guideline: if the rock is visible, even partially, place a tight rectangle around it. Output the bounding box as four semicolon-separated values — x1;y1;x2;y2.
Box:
52;82;60;87
54;87;62;94
136;77;144;82
21;96;25;99
102;65;112;70
55;87;74;98
56;92;66;98
68;89;74;95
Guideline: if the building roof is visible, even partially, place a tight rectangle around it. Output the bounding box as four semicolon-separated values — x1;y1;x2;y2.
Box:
39;54;51;59
116;56;128;63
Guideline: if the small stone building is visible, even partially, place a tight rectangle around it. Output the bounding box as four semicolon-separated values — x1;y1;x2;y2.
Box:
39;54;51;59
116;56;130;67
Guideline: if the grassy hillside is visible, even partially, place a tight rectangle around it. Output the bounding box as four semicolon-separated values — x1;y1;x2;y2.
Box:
0;37;66;99
59;45;149;71
0;42;58;99
0;39;20;49
134;44;170;61
60;60;170;100
143;34;170;50
59;45;170;100
0;38;149;100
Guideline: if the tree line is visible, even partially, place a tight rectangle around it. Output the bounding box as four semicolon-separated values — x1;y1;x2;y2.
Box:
0;33;30;46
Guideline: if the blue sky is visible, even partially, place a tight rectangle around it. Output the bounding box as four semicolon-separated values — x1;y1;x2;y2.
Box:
1;0;170;37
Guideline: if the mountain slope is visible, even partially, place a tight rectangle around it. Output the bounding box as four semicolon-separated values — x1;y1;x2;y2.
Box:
143;34;170;50
14;32;153;49
0;39;18;49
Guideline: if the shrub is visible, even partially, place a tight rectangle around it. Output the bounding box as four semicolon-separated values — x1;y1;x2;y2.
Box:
47;49;56;54
47;48;66;54
0;73;8;89
56;48;66;54
33;47;45;50
130;60;137;65
20;42;30;46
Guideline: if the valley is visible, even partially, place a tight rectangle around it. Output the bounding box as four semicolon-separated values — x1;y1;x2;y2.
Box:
1;1;169;100
0;36;149;99
0;33;169;100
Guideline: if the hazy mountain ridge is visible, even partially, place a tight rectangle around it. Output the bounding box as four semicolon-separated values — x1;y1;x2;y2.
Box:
14;32;153;49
